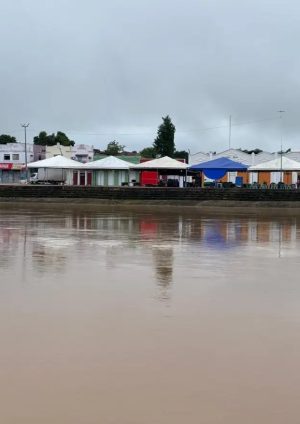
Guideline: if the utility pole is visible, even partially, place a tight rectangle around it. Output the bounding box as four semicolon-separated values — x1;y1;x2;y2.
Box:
228;115;232;150
21;123;30;182
278;111;285;183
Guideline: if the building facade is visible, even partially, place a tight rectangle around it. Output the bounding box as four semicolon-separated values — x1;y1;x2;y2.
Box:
71;144;94;163
45;143;94;163
45;144;73;159
0;143;34;183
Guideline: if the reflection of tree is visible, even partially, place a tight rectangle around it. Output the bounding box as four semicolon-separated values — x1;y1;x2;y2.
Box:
31;242;67;274
0;228;20;270
152;246;173;301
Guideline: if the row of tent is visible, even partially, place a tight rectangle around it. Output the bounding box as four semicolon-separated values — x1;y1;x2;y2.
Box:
189;156;300;179
28;154;300;178
28;155;189;170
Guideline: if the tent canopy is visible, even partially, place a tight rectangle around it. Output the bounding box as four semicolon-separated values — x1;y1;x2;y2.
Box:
249;156;300;171
83;155;131;170
28;155;83;169
131;156;188;170
189;157;248;180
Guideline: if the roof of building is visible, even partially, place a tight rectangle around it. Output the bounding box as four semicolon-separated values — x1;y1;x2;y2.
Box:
284;151;300;162
189;151;209;165
210;149;254;165
252;151;275;164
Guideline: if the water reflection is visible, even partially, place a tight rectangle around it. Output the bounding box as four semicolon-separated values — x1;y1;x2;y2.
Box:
0;206;300;284
2;204;300;423
152;246;173;300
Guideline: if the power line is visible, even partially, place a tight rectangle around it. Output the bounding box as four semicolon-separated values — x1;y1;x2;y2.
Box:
2;116;281;137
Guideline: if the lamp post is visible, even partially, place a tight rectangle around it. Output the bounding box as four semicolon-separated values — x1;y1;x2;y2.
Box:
278;111;285;183
21;123;30;182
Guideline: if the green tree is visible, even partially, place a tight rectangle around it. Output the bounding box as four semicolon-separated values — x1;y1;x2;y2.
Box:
173;150;189;163
0;134;17;144
153;115;176;157
33;131;75;146
105;140;125;155
55;131;75;146
33;131;49;146
140;146;157;158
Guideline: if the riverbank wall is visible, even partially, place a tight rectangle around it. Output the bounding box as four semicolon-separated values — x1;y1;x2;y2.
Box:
1;185;300;207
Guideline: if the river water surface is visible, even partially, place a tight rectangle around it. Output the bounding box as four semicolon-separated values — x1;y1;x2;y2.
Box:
0;203;300;424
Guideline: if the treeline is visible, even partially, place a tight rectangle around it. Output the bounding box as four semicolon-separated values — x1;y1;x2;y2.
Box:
0;115;189;160
0;131;74;146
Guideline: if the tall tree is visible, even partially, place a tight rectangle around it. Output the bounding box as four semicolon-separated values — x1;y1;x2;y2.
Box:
153;115;176;157
33;131;75;146
105;140;125;155
0;134;17;144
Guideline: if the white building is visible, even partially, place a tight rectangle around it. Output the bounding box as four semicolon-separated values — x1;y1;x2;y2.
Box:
189;148;275;167
72;144;94;163
188;151;209;165
0;143;34;183
284;151;300;162
45;144;73;159
45;143;94;163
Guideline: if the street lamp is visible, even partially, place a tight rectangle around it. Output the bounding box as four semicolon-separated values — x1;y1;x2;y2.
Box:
278;111;285;183
21;123;30;182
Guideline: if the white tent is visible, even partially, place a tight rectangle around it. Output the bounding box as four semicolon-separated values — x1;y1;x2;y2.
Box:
249;156;300;171
83;156;131;169
82;156;139;186
28;155;83;169
131;156;188;169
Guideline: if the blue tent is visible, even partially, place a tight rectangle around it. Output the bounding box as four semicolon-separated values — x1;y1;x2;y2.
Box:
189;157;248;180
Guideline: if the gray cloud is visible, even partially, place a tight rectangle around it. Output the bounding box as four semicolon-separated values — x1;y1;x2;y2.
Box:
1;0;299;152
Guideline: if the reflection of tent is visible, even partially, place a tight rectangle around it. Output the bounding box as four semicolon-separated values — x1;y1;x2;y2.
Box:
249;156;300;171
202;223;241;251
28;155;82;169
189;157;248;180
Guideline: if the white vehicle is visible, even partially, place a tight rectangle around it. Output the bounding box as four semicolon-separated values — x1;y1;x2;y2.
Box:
29;173;39;183
30;169;66;184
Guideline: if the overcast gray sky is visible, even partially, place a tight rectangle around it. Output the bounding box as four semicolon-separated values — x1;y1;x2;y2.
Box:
0;0;299;153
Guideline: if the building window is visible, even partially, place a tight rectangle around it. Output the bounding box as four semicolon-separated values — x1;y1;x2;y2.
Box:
12;154;19;160
4;154;10;160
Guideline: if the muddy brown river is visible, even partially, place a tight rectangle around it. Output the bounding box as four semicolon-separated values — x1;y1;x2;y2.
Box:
0;203;300;423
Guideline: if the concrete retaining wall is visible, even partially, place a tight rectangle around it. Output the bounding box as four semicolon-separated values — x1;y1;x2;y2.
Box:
1;185;300;203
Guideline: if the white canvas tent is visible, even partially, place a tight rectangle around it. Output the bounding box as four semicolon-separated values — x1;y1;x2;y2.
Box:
28;155;83;185
249;156;300;171
249;156;300;185
131;156;188;187
131;156;188;170
83;156;139;186
28;155;83;169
